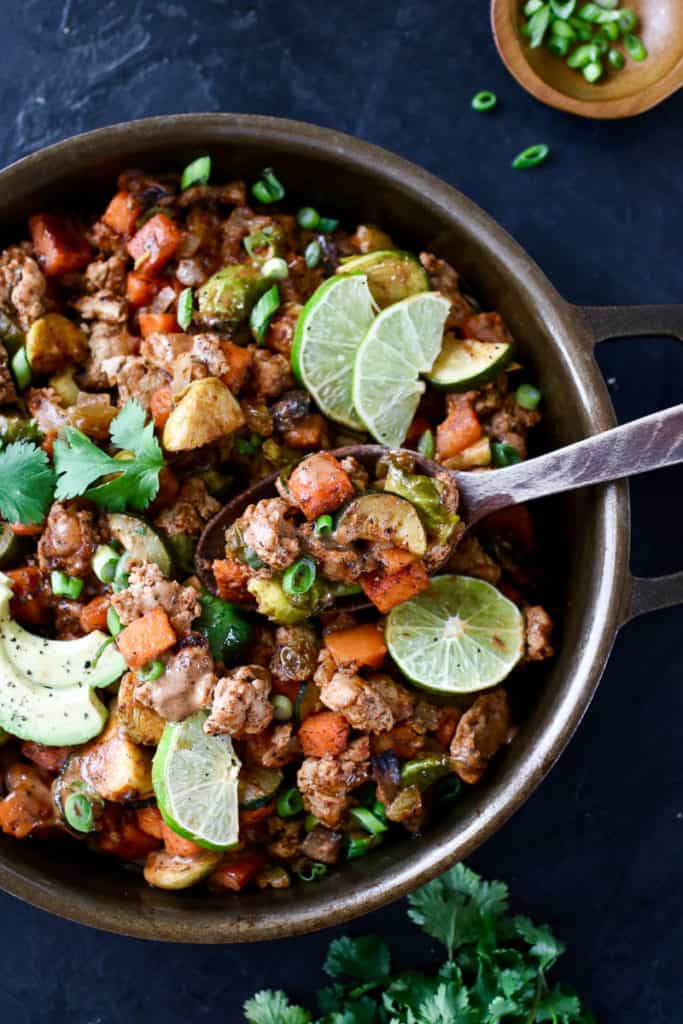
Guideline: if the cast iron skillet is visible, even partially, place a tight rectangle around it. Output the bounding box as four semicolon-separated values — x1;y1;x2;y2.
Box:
0;115;680;943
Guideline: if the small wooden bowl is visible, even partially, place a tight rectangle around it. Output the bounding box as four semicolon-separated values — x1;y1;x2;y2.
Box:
491;0;683;119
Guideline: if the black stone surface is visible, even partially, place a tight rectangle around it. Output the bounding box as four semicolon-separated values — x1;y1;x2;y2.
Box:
0;2;681;1020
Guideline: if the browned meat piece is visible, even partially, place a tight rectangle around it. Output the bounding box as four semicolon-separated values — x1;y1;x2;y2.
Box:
267;817;302;860
135;636;216;722
0;344;16;405
101;355;169;409
270;625;320;684
297;737;371;828
446;535;501;584
25;387;68;437
235;497;300;571
81;322;134;388
471;377;508;417
0;244;46;330
250;348;294;399
300;825;343;865
118;169;176;206
111;562;199;636
0;764;57;839
339;456;369;494
318;664;413;734
204;665;274;737
38;501;98;577
140;332;193;370
463;312;513;346
220;206;273;261
419;252;473;329
176;258;209;287
301;522;378;584
54;598;85;639
154;478;220;536
240;396;274;437
20;742;70;773
83;251;128;295
413;699;443;734
450;689;514;784
72;291;127;324
264;302;301;357
487;394;541;460
523;604;554;662
243;722;300;768
191;333;232;377
176;180;247;208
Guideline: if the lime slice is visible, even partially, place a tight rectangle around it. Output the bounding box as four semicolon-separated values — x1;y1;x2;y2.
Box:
152;711;241;850
291;275;376;429
352;292;450;446
385;575;524;694
426;336;513;391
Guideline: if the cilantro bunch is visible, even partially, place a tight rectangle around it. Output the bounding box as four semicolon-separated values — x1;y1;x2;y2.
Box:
244;865;594;1024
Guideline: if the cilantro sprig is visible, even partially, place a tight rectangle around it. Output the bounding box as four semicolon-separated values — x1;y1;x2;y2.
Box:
0;441;55;525
243;865;594;1024
54;400;165;512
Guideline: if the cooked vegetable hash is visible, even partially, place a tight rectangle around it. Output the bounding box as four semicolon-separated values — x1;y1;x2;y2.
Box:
0;157;554;892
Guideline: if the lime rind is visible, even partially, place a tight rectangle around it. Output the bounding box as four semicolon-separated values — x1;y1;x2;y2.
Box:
152;711;241;850
352;292;450;446
291;274;376;430
385;574;524;694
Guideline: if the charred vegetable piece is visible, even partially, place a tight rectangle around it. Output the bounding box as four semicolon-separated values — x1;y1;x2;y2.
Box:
106;513;172;576
196;264;270;325
337;250;429;308
162;378;245;451
65;712;154;803
26;314;88;374
382;465;460;546
334;492;427;556
237;766;283;810
0;312;25;355
194;590;251;662
143;848;222;890
400;754;453;791
247;576;311;625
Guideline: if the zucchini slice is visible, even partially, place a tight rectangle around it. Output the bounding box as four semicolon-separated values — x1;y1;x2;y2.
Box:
106;513;172;576
334;493;427;556
238;766;283;810
336;250;429;308
426;335;512;391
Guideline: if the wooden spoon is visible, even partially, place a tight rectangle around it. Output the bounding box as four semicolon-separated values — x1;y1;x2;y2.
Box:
491;0;683;119
196;403;683;603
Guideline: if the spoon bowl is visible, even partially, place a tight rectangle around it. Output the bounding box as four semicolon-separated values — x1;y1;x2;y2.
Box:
491;0;683;119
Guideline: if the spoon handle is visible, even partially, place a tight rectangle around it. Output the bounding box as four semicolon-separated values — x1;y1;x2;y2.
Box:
456;403;683;524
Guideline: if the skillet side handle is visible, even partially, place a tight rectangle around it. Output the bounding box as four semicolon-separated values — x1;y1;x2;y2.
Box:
576;304;683;345
623;573;683;625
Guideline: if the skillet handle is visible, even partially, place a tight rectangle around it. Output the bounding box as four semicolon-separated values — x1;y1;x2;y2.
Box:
575;302;683;624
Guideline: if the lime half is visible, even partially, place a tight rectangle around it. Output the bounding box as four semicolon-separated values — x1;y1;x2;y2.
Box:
152;711;241;850
291;275;376;429
385;575;524;694
352;292;450;446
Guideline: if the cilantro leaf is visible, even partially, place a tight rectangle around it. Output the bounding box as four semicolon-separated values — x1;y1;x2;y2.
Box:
415;982;474;1024
536;985;582;1022
324;935;391;985
53;400;165;512
514;916;565;971
243;990;312;1024
0;441;55;525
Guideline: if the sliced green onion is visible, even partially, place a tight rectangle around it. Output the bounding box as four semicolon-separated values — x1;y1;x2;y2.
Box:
272;694;293;721
91;636;114;669
595;0;618;8
106;605;122;636
261;257;288;281
346;834;375;860
528;4;551;47
112;552;132;593
417;429;435;459
578;2;616;21
592;34;608;54
250;284;280;345
583;59;603;82
138;659;164;682
372;800;388;823
277;787;304;818
64;792;94;833
568;17;592;40
349;807;388;836
568;43;599;67
471;91;497;112
314;514;333;537
235;433;263;457
617;8;637;33
624;33;647;61
547;35;570;57
177;287;193;331
11;347;31;392
304;813;319;832
251;167;284;204
91;544;119;584
50;570;84;600
524;0;544;13
520;22;531;37
317;217;339;234
297;207;320;230
244;228;272;256
296;861;328;882
512;144;549;170
492;441;523;467
608;47;625;69
304;239;321;269
602;21;619;40
550;19;575;38
550;0;576;15
282;557;317;596
516;383;543;411
180;155;211;191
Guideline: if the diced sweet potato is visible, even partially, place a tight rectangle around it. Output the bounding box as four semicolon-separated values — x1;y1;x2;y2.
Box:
298;710;350;758
287;451;354;520
29;213;91;276
126;271;160;308
480;504;535;554
405;414;430;446
102;190;143;237
20;742;70;773
137;805;165;840
116;607;176;669
213;558;252;603
98;806;162;860
239;801;276;826
283;413;327;450
162;822;204;857
139;312;178;338
360;558;431;613
374;547;419;574
208;851;267;892
80;595;110;634
324;623;387;669
436;394;482;460
220;341;252;394
149;386;174;431
6;566;47;625
127;212;182;278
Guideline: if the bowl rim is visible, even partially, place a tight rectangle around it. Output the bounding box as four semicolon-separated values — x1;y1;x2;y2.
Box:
0;113;629;941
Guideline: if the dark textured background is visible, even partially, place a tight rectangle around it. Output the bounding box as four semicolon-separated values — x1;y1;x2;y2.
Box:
0;2;681;1020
